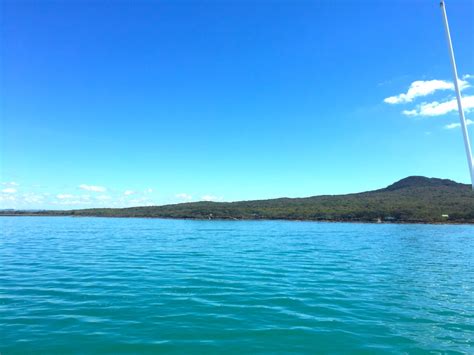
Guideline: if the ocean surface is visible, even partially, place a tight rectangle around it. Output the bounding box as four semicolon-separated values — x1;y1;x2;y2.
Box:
0;217;473;354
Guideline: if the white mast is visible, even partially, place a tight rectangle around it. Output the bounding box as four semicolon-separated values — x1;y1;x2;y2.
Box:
440;0;474;189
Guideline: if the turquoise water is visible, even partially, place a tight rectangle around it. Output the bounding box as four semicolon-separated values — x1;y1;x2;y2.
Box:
1;217;473;353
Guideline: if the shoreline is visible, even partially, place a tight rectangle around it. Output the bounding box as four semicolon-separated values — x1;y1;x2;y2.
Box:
2;176;473;225
1;213;472;226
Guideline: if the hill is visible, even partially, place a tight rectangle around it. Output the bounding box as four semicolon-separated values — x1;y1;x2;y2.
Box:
3;176;474;223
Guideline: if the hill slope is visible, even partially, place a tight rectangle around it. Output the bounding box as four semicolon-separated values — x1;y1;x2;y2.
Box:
3;176;474;223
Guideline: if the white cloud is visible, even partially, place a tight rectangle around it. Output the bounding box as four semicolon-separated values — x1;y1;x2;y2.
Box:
54;199;87;206
444;119;474;130
176;193;192;201
384;79;469;104
2;182;19;186
201;195;223;202
79;184;106;192
57;194;74;199
463;74;473;80
402;109;418;116
53;194;101;206
124;190;135;196
22;193;45;204
0;192;48;208
444;122;460;129
145;188;153;193
0;194;16;203
128;197;154;206
402;95;474;117
0;185;158;209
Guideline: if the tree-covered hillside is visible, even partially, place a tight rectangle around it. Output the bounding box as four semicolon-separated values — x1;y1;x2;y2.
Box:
3;176;474;223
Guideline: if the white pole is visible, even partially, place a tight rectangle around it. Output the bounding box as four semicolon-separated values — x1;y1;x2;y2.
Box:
440;0;474;189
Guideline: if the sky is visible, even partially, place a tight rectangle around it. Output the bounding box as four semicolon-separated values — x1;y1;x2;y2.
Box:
1;0;474;209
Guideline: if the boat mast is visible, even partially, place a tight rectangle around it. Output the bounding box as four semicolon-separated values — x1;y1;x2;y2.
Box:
440;0;474;189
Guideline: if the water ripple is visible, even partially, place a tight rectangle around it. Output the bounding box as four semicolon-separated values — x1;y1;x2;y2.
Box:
1;217;473;353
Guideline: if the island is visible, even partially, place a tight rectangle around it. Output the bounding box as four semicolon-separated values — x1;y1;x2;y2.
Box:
2;176;473;224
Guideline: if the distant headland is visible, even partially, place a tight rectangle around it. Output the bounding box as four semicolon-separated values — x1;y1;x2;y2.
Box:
1;176;473;224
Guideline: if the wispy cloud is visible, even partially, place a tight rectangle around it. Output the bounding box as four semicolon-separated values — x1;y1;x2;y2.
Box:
79;184;106;192
176;193;192;202
1;184;158;209
201;195;223;202
57;194;74;199
22;193;45;204
0;192;48;207
402;95;474;117
1;182;19;187
0;195;16;203
384;79;469;104
444;119;474;130
124;190;135;196
127;197;154;206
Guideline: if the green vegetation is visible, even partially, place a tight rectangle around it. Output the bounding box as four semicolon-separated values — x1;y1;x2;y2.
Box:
3;176;474;223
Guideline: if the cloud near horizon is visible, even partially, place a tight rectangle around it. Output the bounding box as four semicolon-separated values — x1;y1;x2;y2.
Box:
0;182;162;209
79;184;106;192
57;194;74;199
176;193;192;201
201;195;223;202
1;188;17;193
2;182;19;187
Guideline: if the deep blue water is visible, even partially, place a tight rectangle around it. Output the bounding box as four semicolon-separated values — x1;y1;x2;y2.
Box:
1;217;473;353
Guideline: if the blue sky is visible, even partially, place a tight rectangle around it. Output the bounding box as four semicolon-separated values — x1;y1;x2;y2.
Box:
1;0;473;209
